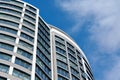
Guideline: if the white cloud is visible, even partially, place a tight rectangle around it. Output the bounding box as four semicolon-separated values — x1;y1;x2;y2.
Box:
56;0;120;53
103;57;120;80
56;0;120;80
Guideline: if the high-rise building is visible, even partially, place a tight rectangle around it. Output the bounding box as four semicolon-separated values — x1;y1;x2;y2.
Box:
0;0;94;80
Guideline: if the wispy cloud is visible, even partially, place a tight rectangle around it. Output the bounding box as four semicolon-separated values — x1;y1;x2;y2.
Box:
55;0;120;80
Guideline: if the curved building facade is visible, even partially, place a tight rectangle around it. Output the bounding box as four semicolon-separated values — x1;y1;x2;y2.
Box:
0;0;94;80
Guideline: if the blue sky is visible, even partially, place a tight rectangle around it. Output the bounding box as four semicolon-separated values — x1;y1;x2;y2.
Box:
24;0;120;80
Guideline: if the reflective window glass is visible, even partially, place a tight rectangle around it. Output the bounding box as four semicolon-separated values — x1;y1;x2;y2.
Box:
17;48;32;60
15;58;31;70
13;69;30;80
0;52;11;61
0;42;14;51
0;63;9;73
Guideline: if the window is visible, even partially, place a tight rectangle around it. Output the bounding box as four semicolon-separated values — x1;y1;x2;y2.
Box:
71;68;80;78
72;76;79;80
57;60;68;70
68;54;77;63
37;49;50;67
38;24;50;38
26;5;36;12
68;48;75;56
58;75;68;80
0;34;16;42
36;65;50;80
0;7;21;16
56;54;67;63
19;40;33;51
0;2;22;11
0;52;11;61
15;58;31;70
0;76;7;80
39;19;50;33
38;30;50;45
37;35;50;52
36;57;50;75
22;26;34;35
56;47;66;55
23;20;35;29
0;42;14;51
0;26;17;34
37;42;50;58
10;0;24;7
17;48;32;60
55;35;65;44
20;32;34;42
13;69;30;80
35;75;41;80
56;41;65;50
67;42;74;50
69;61;78;70
25;9;36;18
57;67;69;78
0;19;19;28
0;63;9;73
0;13;20;22
24;14;35;23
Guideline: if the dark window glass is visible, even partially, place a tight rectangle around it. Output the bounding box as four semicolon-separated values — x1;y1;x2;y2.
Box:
0;26;17;34
0;42;14;51
22;26;34;35
21;32;34;42
0;63;9;73
0;52;11;61
0;19;19;28
15;58;31;70
17;48;32;60
13;69;31;80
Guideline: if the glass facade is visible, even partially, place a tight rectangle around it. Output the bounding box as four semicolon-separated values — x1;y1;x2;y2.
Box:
0;0;94;80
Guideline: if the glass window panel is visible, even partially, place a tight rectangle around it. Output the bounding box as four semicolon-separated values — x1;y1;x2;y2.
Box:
20;32;34;42
17;48;32;60
0;19;19;28
0;52;11;61
0;34;16;42
37;49;50;67
15;58;31;70
69;61;78;70
57;67;69;78
19;40;33;51
56;54;67;63
0;63;9;73
56;41;65;50
24;14;35;23
0;42;14;51
10;0;24;7
22;26;34;35
0;26;17;34
0;76;7;80
0;2;22;11
0;7;21;16
25;9;36;18
36;57;50;76
56;47;66;55
68;54;77;63
0;13;20;22
23;20;35;29
55;35;65;44
35;65;50;80
13;69;30;80
57;60;68;70
26;5;36;12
